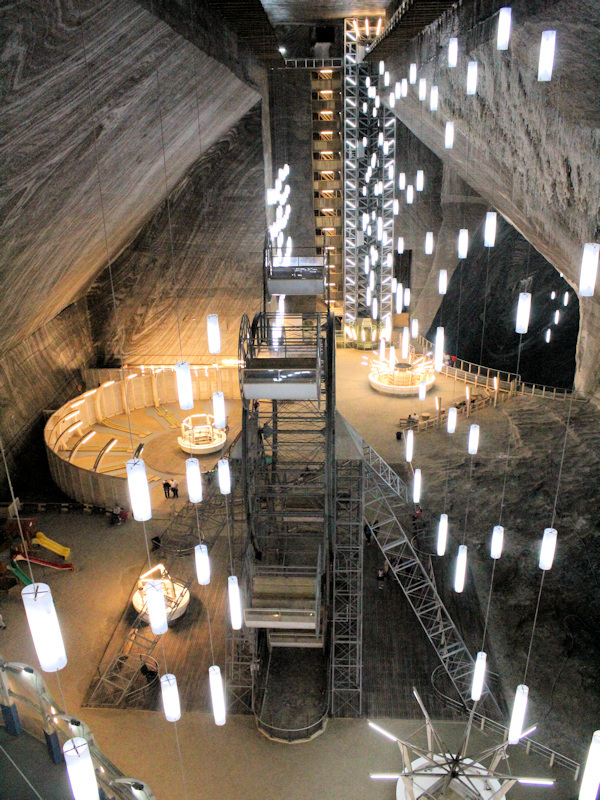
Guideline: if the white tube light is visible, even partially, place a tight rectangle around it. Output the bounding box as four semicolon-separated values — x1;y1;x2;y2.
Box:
403;288;410;307
207;314;221;354
445;121;455;149
398;172;406;190
437;515;448;556
491;525;504;559
209;665;226;726
413;469;421;503
563;291;569;306
395;287;403;313
484;212;497;247
508;684;529;744
175;361;194;410
425;232;434;254
369;270;375;291
554;309;560;324
580;243;600;296
402;326;409;359
538;31;556;81
448;37;458;68
409;63;417;84
186;457;203;503
439;269;448;295
466;61;478;94
579;731;600;800
384;70;390;87
278;294;286;315
458;229;469;258
228;575;242;629
497;7;512;50
368;721;399;742
454;545;467;592
393;198;399;215
364;255;370;274
379;338;386;361
539;527;557;570
447;407;457;433
160;673;181;722
551;290;556;299
418;78;427;101
516;292;531;334
401;78;408;97
21;583;67;672
379;60;385;75
411;318;419;338
195;543;210;585
416;170;424;191
397;237;405;254
366;286;372;306
545;328;551;343
146;580;168;635
372;298;378;320
406;185;414;204
388;345;396;372
471;651;487;701
435;327;444;372
405;429;414;462
63;738;99;800
218;459;231;495
212;391;226;429
126;459;152;521
468;424;480;454
430;85;439;111
419;381;426;402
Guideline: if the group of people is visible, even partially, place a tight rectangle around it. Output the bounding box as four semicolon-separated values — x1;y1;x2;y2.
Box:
162;478;179;498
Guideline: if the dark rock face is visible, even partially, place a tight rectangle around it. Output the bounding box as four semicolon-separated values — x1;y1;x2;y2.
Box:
429;219;578;388
87;105;266;362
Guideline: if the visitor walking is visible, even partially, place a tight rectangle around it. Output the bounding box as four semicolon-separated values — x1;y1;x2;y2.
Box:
162;479;171;498
170;478;179;498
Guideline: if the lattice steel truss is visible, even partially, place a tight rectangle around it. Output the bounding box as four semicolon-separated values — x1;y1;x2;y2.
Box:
343;19;396;331
362;457;501;715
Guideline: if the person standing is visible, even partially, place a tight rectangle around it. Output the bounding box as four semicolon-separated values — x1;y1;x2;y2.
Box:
170;478;179;498
162;479;171;498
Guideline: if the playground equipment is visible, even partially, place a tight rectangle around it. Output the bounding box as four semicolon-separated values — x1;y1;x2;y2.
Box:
14;553;74;572
32;531;71;560
177;413;227;455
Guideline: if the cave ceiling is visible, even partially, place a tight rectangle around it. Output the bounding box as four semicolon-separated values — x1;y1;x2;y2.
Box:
260;0;391;25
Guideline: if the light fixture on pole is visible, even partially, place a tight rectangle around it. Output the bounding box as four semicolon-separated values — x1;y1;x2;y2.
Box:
468;424;480;454
437;514;448;555
454;545;467;592
538;31;556;81
146;579;168;635
579;731;600;800
434;327;444;372
175;361;194;410
228;575;242;629
126;459;152;521
579;243;599;296
491;525;504;559
405;429;414;462
508;684;529;744
445;121;455;149
447;407;457;433
63;737;99;800
448;37;458;67
516;292;532;334
484;212;497;247
160;673;181;722
186;457;203;503
471;651;487;701
439;269;448;295
218;459;231;495
209;665;226;726
207;314;221;354
413;469;421;504
21;583;67;672
539;527;557;570
497;7;512;50
195;543;210;585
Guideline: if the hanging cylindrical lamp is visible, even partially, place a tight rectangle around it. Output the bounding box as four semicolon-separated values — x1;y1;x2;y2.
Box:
579;731;600;800
411;319;419;338
430;86;438;111
397;236;405;253
448;38;458;68
195;543;210;585
369;271;375;291
437;514;448;556
372;298;378;320
447;407;457;434
207;314;221;354
491;525;504;559
466;61;478;95
228;575;242;630
388;345;396;372
278;294;285;316
454;545;467;592
409;63;417;83
579;243;600;297
379;338;386;361
413;469;421;504
484;212;497;247
401;327;409;359
126;459;152;521
508;684;529;744
515;292;532;334
403;288;411;307
146;579;168;635
438;269;448;295
209;665;226;726
425;232;434;254
468;424;480;455
186;457;203;503
218;459;231;495
538;31;556;81
418;78;427;101
63;737;99;800
398;173;406;191
471;651;487;701
497;7;512;50
434;327;444;372
21;584;67;672
545;328;552;343
395;288;403;314
405;429;414;463
416;170;424;191
406;185;414;204
458;229;469;258
175;361;194;411
160;673;181;722
419;380;426;402
563;291;569;307
539;527;557;570
554;310;560;324
212;392;226;429
445;121;455;149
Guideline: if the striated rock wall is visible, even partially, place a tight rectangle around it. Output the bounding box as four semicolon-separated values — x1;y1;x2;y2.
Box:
0;0;261;359
371;0;600;393
87;105;266;362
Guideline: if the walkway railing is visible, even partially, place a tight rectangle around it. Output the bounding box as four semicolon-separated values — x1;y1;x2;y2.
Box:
285;58;343;69
362;443;409;502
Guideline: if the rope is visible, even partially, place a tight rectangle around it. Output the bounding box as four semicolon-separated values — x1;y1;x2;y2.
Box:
0;435;35;585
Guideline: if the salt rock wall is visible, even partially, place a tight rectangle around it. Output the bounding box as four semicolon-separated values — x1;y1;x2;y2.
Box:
87;105;266;362
372;0;600;393
429;219;578;389
0;0;261;360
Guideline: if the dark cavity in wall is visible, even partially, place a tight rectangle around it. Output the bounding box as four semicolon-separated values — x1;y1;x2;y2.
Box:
428;218;578;389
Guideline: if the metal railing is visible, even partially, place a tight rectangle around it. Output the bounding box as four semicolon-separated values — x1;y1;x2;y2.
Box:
362;442;409;502
285;58;343;69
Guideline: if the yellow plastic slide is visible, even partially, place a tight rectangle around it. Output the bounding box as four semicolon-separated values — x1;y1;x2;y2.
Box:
33;532;71;561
